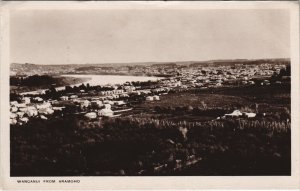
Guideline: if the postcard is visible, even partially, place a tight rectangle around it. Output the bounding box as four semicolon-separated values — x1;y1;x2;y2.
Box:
0;1;299;190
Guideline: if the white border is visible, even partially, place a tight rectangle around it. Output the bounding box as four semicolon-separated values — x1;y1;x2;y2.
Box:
1;1;299;190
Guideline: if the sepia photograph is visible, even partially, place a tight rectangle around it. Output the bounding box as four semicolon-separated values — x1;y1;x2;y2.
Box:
1;1;300;190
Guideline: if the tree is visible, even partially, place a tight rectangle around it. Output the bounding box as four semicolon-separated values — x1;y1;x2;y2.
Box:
50;86;57;93
65;85;72;93
79;83;86;90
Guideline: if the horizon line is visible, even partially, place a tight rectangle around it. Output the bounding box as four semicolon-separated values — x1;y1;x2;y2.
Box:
11;57;291;66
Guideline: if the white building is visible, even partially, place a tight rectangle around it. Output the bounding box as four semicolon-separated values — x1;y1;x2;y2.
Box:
16;112;25;118
10;113;18;119
33;97;43;102
38;108;54;115
10;101;18;106
22;97;31;104
104;104;111;110
60;96;69;101
36;102;51;110
103;100;114;105
115;100;125;106
91;100;103;108
20;117;29;123
11;106;18;112
84;112;97;119
10;118;17;125
40;115;48;120
70;95;78;99
243;112;256;118
153;95;160;101
225;110;243;117
26;108;38;117
146;96;154;101
80;100;91;108
98;108;114;117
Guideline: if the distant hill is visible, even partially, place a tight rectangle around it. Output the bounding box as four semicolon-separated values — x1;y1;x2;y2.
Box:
11;58;290;76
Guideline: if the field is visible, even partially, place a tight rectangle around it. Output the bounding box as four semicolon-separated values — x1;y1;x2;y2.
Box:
10;83;291;176
127;84;290;122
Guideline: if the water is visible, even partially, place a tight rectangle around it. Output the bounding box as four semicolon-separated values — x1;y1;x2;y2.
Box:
21;74;162;95
61;74;162;87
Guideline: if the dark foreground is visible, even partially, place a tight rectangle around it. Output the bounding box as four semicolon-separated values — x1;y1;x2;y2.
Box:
11;116;290;176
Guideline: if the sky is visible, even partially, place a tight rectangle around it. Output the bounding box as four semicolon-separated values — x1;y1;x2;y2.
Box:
10;9;290;65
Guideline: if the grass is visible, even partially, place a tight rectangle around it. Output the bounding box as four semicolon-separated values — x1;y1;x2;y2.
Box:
10;115;290;176
130;83;290;122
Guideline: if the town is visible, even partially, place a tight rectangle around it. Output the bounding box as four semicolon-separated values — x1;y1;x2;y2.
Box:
10;59;291;176
10;60;289;126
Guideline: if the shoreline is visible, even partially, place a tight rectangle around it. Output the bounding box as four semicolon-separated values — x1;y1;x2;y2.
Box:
13;74;162;95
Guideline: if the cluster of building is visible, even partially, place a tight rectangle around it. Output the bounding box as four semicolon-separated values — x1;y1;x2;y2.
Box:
10;62;288;125
9;93;126;125
10;97;59;125
164;63;286;88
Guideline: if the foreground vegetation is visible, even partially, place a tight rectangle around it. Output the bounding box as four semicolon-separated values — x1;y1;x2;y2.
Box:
10;75;89;93
11;114;290;176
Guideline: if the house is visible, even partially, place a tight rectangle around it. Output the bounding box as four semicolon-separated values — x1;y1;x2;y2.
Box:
80;100;91;108
10;113;18;119
225;110;243;117
84;112;97;119
40;115;48;120
20;117;29;123
120;93;129;98
73;99;81;104
10;118;17;125
115;100;125;106
98;108;114;117
106;96;114;100
10;101;18;106
37;90;46;94
60;96;69;101
104;104;111;109
19;107;27;112
11;106;18;112
70;95;78;99
38;108;54;115
173;81;182;87
52;106;65;111
26;108;38;117
243;112;256;118
146;96;154;101
33;97;43;102
16;112;25;118
36;102;51;110
91;100;103;108
22;97;31;104
103;100;114;105
153;95;160;101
